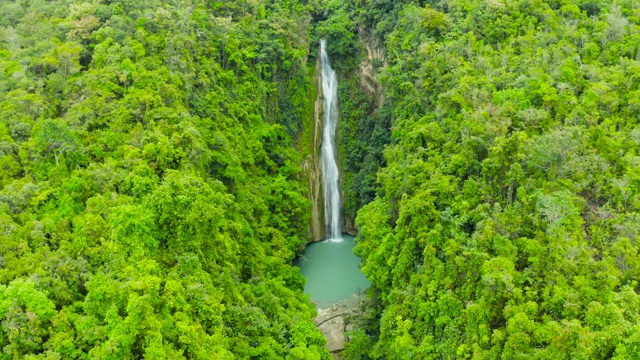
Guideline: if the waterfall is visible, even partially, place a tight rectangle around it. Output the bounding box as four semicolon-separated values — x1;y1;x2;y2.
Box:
319;39;342;242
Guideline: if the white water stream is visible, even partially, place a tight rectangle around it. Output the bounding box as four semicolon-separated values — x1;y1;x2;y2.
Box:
319;40;342;242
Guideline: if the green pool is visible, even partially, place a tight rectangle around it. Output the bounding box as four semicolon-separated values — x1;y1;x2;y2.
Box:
296;235;371;307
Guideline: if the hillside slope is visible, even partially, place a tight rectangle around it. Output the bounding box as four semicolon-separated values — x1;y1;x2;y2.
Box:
354;1;640;359
0;0;329;358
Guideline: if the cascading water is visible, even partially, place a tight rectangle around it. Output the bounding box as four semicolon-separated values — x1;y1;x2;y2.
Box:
319;39;342;242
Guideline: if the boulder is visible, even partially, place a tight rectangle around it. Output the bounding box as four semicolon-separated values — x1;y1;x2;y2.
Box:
317;316;346;353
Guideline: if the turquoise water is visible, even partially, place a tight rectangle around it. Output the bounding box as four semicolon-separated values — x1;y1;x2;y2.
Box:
296;235;370;307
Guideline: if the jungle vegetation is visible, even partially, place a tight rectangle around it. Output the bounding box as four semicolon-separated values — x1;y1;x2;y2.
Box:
347;0;640;359
3;0;640;359
0;0;329;358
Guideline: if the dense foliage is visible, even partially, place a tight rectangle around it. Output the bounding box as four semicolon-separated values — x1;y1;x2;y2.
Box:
5;0;640;358
353;0;640;359
0;0;330;358
339;77;391;230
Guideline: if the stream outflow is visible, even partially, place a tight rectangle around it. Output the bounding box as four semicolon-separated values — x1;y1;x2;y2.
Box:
319;39;342;242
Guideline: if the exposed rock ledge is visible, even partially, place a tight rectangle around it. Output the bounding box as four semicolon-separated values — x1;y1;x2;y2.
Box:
318;315;345;355
314;295;365;358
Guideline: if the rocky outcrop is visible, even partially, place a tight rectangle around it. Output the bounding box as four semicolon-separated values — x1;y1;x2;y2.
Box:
357;29;386;111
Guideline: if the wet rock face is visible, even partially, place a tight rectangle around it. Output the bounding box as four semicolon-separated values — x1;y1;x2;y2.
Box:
308;52;325;242
342;216;358;236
